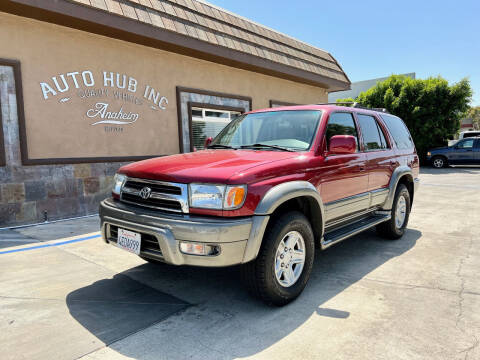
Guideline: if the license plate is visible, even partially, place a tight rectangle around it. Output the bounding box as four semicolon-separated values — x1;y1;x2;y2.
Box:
117;228;141;255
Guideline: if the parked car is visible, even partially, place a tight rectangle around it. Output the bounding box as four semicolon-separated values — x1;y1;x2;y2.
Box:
459;130;480;140
100;105;420;305
427;137;480;168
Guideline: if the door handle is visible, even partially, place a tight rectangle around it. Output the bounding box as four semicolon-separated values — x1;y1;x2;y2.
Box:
359;165;366;171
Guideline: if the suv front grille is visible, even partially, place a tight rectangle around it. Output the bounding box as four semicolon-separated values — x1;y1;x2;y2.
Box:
120;178;189;213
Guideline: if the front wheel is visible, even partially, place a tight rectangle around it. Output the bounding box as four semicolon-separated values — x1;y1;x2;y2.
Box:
432;156;447;168
376;184;411;240
241;211;315;306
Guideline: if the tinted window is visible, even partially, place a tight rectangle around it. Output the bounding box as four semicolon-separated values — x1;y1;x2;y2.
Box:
463;132;480;138
457;139;475;149
381;114;414;150
326;112;359;150
357;114;387;151
476;140;480;149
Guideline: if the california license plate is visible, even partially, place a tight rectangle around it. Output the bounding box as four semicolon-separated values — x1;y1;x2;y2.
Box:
117;228;141;255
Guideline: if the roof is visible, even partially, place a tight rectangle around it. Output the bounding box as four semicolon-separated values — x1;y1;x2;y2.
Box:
249;104;389;115
1;0;350;91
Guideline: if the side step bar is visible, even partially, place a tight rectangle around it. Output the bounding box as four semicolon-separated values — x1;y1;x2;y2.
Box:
321;214;391;250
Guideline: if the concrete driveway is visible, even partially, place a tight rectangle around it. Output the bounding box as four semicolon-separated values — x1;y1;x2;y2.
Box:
1;167;479;360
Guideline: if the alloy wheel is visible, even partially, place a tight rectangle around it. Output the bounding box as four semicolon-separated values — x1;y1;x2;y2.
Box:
395;195;407;229
274;231;306;287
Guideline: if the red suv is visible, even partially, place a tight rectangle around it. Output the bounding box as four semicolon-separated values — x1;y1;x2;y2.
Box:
100;104;419;305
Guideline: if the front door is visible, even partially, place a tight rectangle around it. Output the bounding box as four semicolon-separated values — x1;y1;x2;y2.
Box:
450;138;476;164
317;112;369;222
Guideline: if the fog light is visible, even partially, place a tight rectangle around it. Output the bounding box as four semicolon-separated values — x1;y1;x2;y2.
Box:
180;242;220;256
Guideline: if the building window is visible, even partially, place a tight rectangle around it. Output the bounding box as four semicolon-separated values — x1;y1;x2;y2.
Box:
191;107;242;151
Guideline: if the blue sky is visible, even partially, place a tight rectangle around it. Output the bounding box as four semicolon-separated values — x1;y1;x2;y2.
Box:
209;0;480;105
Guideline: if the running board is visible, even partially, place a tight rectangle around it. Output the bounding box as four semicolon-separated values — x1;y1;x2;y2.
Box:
321;214;391;250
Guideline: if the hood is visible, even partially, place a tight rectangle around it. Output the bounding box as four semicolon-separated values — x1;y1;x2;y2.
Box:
430;146;451;153
119;149;299;184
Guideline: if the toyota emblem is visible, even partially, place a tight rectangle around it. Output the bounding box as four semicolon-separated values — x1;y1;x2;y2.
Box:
139;187;152;200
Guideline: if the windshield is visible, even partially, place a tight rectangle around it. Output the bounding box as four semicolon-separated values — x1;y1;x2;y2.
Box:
210;110;322;151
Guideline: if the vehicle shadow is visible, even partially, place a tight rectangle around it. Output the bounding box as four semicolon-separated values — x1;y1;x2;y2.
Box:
66;228;421;359
420;166;480;175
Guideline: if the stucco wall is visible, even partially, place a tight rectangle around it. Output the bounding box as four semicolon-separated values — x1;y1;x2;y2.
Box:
0;12;327;161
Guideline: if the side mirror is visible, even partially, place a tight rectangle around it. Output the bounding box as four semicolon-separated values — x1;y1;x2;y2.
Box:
204;137;213;148
328;135;357;155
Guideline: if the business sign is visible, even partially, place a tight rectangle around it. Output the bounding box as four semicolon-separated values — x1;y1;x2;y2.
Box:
38;70;168;130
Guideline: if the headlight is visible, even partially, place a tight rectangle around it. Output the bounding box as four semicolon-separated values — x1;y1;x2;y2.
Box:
427;152;431;156
189;184;247;210
112;173;127;196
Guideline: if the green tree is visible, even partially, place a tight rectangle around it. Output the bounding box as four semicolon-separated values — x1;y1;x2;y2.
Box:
466;106;480;130
337;75;472;162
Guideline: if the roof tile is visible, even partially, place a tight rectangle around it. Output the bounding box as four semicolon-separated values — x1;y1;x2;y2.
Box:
135;6;152;23
147;9;165;28
70;0;349;85
104;0;123;14
90;0;107;10
119;2;138;19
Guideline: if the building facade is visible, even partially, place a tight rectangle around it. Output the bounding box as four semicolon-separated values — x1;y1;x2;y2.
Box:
0;0;350;227
328;73;415;103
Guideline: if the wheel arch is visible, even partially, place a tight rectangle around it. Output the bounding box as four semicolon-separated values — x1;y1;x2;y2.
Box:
382;166;414;211
243;181;325;263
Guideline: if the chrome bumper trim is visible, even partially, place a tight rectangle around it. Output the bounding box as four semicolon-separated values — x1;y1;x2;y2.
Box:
99;199;269;267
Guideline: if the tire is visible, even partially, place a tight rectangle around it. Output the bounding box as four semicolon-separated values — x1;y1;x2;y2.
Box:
432;156;447;168
376;184;411;240
241;211;315;306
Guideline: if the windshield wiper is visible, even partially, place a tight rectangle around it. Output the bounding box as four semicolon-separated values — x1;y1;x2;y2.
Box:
207;144;236;149
240;143;295;152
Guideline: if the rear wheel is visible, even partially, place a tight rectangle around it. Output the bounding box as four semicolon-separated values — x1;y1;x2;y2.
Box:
376;184;411;240
432;156;447;168
241;211;315;306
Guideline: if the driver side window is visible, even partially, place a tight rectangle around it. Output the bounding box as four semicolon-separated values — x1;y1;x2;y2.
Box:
457;139;475;149
326;112;359;151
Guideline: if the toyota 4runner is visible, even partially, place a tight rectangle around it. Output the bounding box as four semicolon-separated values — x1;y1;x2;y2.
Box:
100;104;419;305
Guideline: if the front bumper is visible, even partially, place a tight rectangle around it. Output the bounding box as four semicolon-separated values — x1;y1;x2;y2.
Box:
99;199;269;267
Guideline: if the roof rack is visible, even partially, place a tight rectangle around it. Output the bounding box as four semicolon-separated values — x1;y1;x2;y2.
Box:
316;102;389;113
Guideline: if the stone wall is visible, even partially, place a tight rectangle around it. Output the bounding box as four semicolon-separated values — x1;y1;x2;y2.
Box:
0;65;127;227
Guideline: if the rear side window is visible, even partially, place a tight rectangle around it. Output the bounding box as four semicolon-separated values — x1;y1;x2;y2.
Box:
381;114;414;150
357;114;388;151
326;112;359;150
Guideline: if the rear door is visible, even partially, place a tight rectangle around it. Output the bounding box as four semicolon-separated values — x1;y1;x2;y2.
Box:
319;111;369;221
355;113;395;194
474;139;480;163
449;138;476;164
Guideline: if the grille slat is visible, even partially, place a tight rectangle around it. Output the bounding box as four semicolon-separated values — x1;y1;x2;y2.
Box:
124;180;181;195
119;178;188;213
